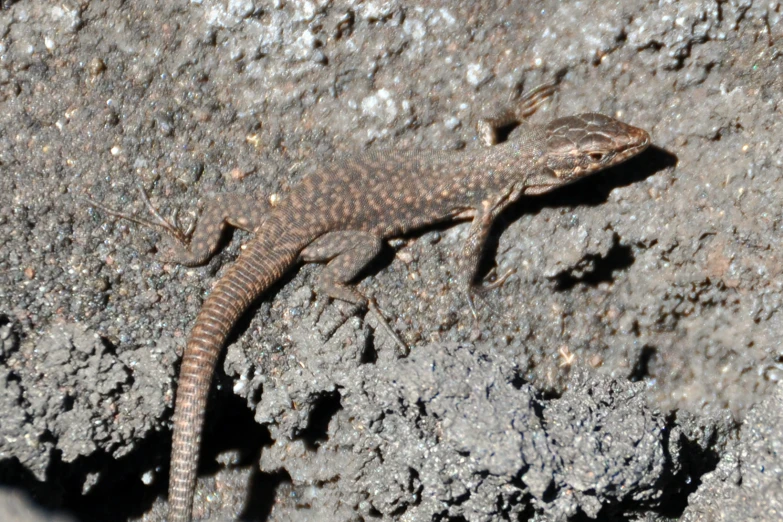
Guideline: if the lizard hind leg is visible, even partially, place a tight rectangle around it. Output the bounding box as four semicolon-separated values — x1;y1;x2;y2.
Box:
300;231;407;354
477;81;558;146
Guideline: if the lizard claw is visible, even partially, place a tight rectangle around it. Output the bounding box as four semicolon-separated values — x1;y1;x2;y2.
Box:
368;297;409;357
471;267;516;296
465;267;516;330
135;185;191;245
81;184;193;248
482;267;516;291
309;296;364;343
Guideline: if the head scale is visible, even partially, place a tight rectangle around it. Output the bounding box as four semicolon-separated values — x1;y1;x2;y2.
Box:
541;113;650;184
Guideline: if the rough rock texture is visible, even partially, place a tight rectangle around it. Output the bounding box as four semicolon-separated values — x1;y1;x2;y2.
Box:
682;383;783;522
252;345;680;521
0;0;781;521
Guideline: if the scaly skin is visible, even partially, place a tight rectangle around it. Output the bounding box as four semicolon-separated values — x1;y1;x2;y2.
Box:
88;84;650;521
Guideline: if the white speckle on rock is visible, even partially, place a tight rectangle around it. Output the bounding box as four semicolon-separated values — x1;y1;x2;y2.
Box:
233;375;247;394
228;0;254;18
361;89;398;124
50;3;83;33
141;470;154;485
15;8;30;23
444;116;461;131
133;158;148;169
293;0;318;22
466;63;491;87
403;18;426;40
359;1;398;22
299;29;316;48
290;28;320;60
439;8;456;25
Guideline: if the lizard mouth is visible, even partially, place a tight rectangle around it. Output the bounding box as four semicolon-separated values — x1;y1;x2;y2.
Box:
523;184;561;196
585;125;651;172
615;128;651;160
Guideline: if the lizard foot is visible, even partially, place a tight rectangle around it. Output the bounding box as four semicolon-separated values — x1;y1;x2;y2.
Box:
310;296;364;343
478;267;516;292
465;267;516;330
309;296;408;358
367;298;409;358
82;184;194;247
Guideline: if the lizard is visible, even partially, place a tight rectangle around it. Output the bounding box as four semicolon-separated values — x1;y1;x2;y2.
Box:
86;83;650;521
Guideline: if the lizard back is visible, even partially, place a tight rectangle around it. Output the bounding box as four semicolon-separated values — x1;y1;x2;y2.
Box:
164;105;649;520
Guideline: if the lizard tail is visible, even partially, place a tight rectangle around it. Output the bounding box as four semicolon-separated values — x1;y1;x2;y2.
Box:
167;231;302;522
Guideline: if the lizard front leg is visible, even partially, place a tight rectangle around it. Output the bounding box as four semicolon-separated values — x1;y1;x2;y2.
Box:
459;184;525;320
167;193;269;266
85;189;269;266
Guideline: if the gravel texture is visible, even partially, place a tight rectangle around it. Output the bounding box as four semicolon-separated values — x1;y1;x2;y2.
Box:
0;1;781;521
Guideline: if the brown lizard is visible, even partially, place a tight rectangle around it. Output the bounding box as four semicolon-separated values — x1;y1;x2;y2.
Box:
87;83;650;521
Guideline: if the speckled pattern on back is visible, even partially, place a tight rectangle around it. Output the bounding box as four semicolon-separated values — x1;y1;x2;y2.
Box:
126;85;651;521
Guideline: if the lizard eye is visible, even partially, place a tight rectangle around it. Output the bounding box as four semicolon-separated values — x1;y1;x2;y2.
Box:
588;152;605;161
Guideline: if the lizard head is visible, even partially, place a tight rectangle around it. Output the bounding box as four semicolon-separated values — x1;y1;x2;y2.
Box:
524;113;650;195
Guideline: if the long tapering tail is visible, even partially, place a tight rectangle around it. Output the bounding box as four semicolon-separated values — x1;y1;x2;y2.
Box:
167;233;301;521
